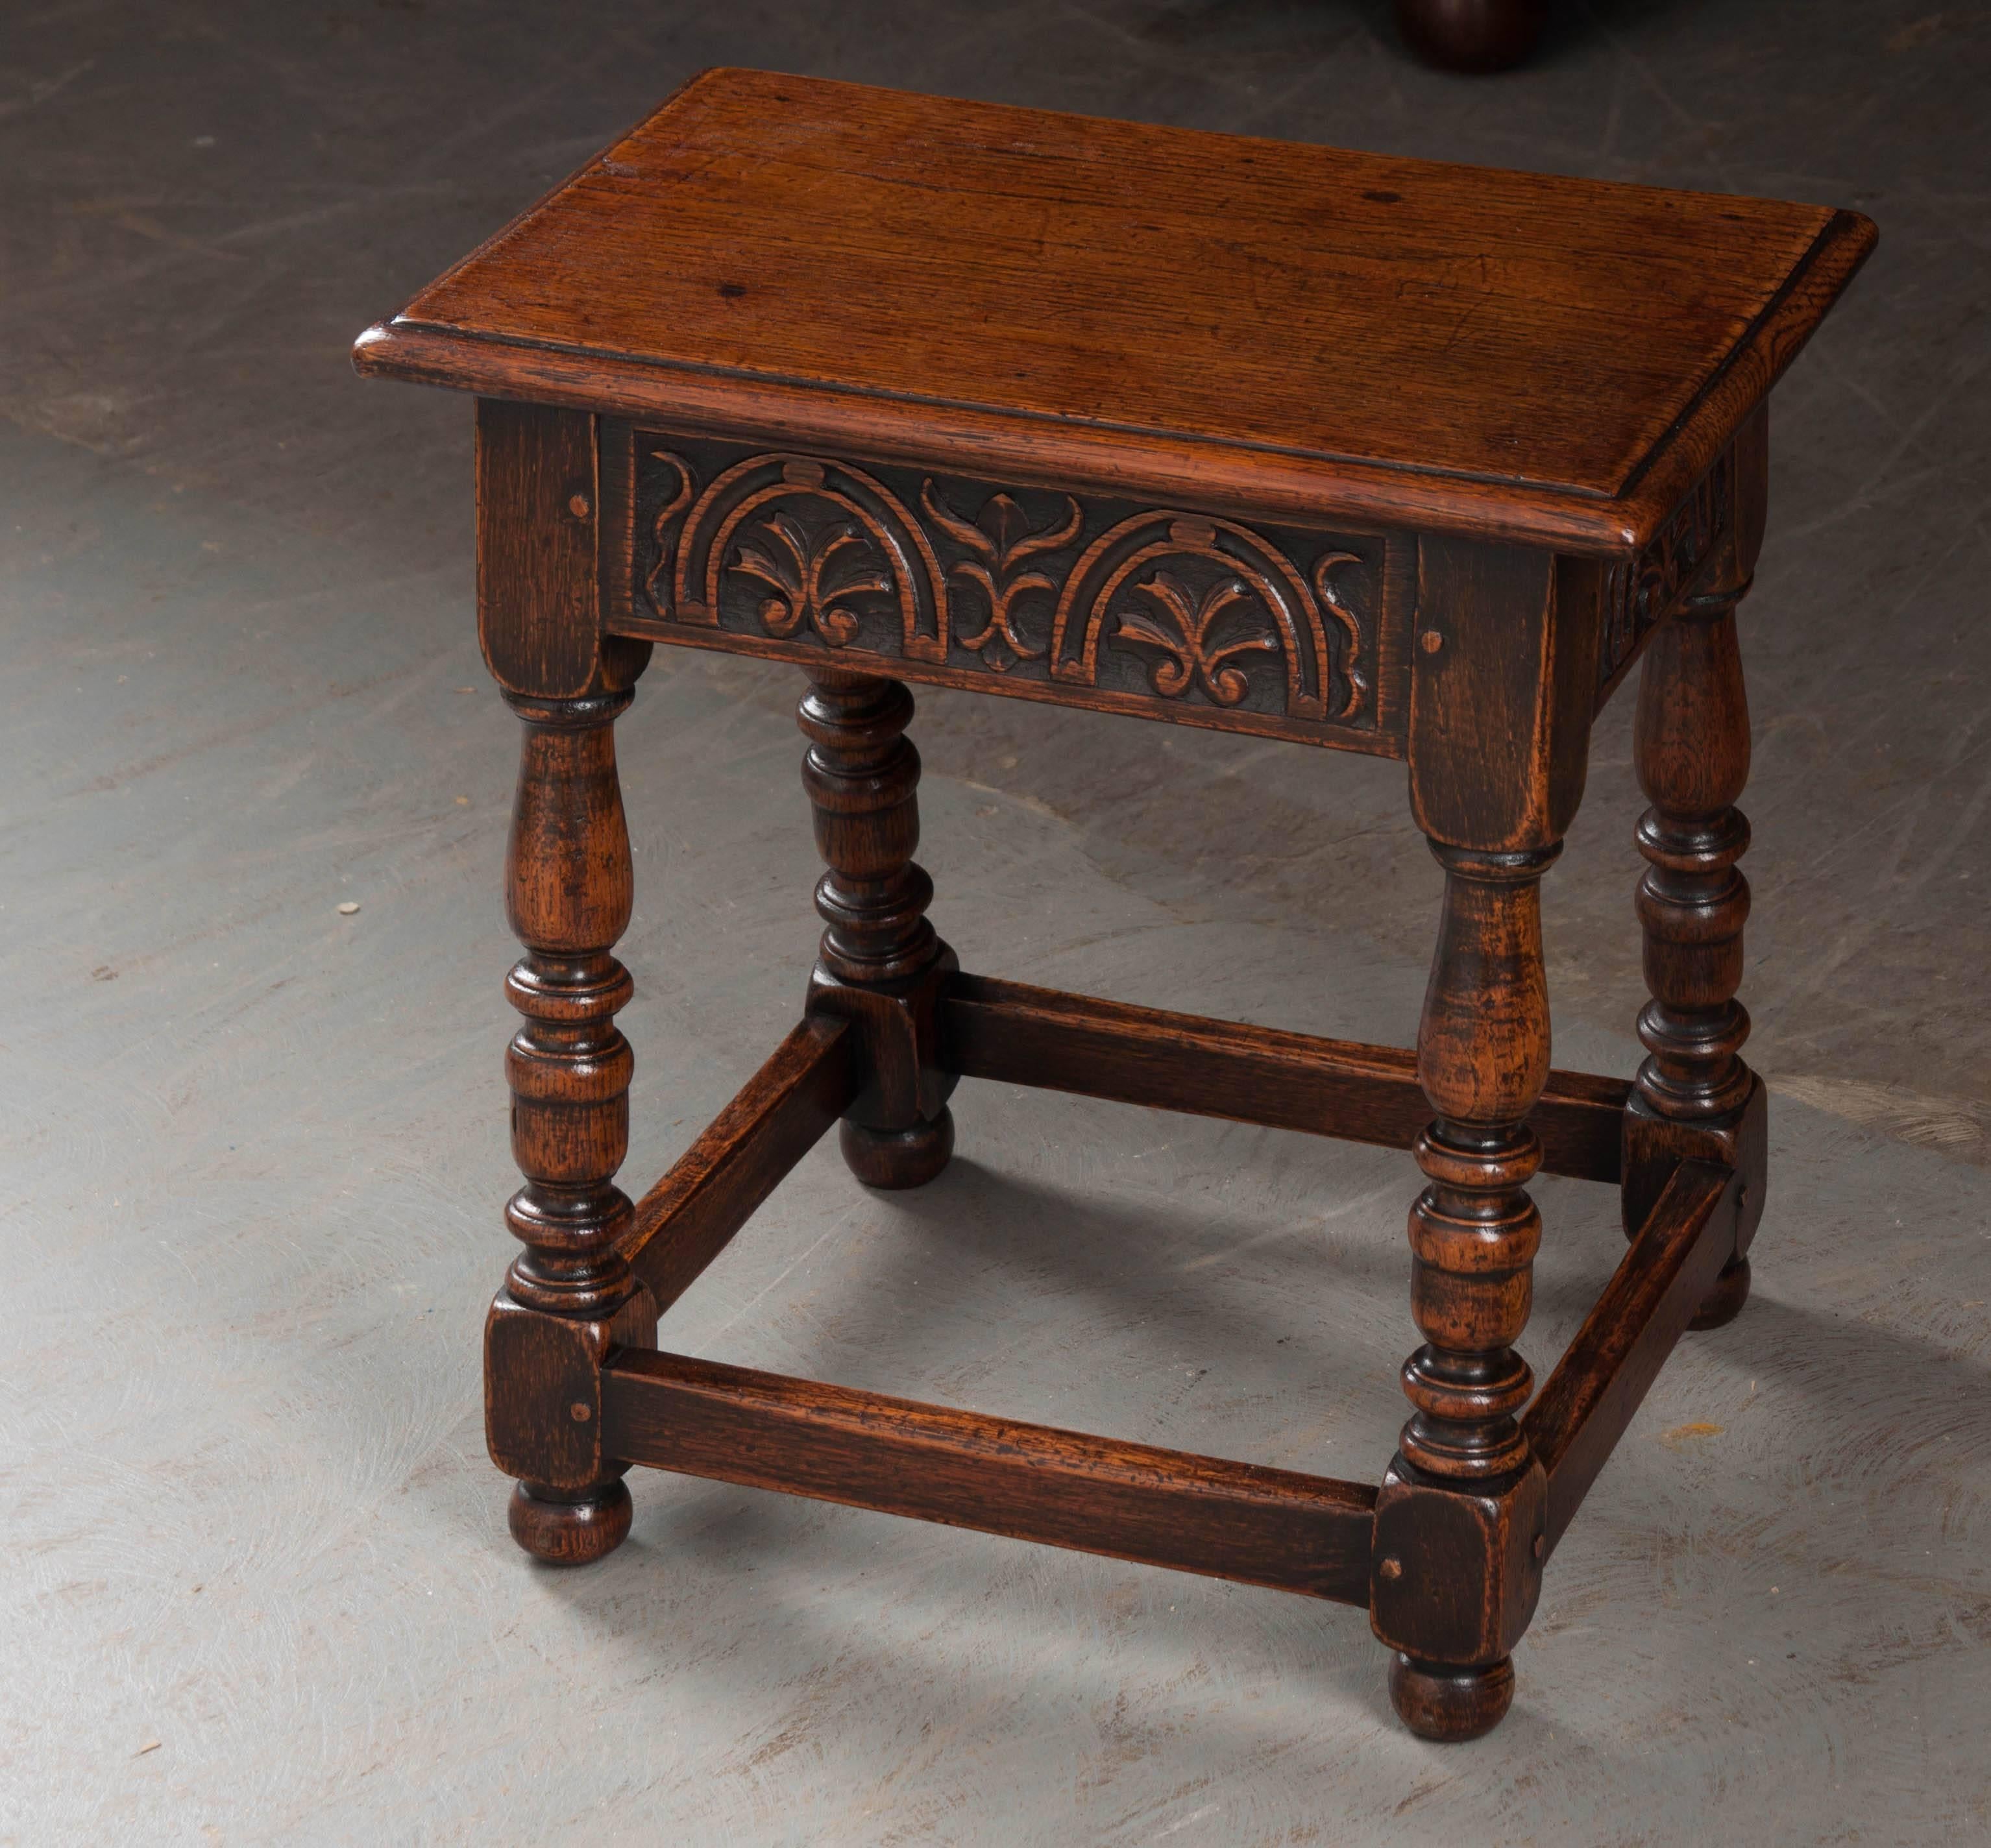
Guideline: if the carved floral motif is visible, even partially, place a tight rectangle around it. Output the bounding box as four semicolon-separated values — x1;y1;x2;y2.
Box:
631;436;1379;733
1113;570;1277;705
731;511;888;647
918;481;1081;672
1050;513;1364;724
649;452;949;662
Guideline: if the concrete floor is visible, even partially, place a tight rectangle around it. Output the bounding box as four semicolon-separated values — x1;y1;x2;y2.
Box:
4;1;1988;1842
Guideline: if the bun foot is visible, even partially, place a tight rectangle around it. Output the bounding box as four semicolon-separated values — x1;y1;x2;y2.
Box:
1395;0;1547;71
1388;1653;1516;1741
1689;1255;1751;1330
509;1479;633;1565
840;1108;955;1190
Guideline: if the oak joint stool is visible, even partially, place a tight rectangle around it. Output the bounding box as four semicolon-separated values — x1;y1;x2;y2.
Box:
355;69;1874;1740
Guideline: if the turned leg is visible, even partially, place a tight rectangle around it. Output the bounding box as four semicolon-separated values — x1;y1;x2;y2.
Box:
1625;576;1762;1328
485;690;655;1564
1395;0;1547;72
1374;843;1554;1741
798;671;959;1189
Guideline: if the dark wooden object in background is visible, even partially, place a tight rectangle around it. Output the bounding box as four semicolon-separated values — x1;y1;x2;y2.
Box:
354;70;1874;1742
1396;0;1548;72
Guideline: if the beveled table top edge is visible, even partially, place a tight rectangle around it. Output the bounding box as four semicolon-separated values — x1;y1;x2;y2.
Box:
352;67;1877;559
352;201;1866;560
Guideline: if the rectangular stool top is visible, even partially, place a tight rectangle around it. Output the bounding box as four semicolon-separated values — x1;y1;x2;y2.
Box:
355;68;1874;554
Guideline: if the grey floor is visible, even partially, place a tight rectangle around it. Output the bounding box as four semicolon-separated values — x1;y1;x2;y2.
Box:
4;1;1988;1842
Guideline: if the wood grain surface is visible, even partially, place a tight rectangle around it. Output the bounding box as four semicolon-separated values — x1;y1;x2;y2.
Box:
602;1348;1378;1603
601;425;1409;755
1524;1160;1740;1556
14;0;1985;1836
353;67;1875;551
939;971;1627;1180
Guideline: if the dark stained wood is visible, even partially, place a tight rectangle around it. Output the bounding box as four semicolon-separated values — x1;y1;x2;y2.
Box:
1408;537;1594;853
617;596;1408;757
837;1112;955;1189
1523;1161;1739;1553
1368;1455;1545;1674
355;69;1875;554
498;691;641;1319
1382;830;1556;1738
1387;1654;1517;1743
600;1349;1378;1603
1622;487;1763;1323
602;424;1408;756
354;73;1876;1740
939;972;1628;1182
800;674;940;988
1632;599;1753;1136
1592;427;1757;714
476;400;658;1564
799;673;959;1187
1396;0;1546;72
1399;840;1557;1491
484;687;655;1563
475;398;649;699
620;1016;857;1312
508;1479;633;1566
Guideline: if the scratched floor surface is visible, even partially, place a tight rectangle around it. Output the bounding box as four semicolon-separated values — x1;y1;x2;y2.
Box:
3;2;1988;1843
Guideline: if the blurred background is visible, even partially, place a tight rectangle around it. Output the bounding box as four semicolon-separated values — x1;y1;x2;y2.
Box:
3;4;1986;1843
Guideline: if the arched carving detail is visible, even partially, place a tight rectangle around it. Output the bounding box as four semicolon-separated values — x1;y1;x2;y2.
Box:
1051;513;1364;722
648;450;948;661
627;432;1388;743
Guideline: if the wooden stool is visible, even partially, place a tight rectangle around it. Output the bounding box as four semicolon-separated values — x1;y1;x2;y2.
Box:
354;70;1874;1740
